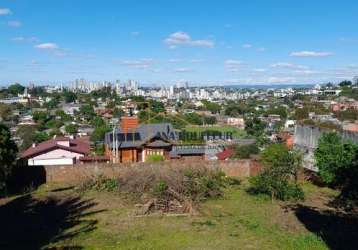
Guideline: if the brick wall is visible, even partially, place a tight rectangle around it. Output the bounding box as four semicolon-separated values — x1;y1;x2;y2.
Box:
43;159;263;184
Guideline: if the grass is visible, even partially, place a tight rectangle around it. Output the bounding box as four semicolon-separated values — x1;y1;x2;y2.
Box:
1;181;335;250
184;125;247;139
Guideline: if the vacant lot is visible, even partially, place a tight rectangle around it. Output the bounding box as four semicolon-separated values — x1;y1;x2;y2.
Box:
0;182;357;250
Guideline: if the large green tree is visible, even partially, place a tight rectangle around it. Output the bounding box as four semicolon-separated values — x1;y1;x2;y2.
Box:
315;132;358;200
16;125;37;151
8;83;25;96
250;144;304;201
0;124;18;195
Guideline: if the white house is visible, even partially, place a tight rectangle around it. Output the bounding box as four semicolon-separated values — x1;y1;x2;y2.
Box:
21;137;90;166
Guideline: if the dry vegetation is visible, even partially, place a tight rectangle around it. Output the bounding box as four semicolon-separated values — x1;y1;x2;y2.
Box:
77;164;238;215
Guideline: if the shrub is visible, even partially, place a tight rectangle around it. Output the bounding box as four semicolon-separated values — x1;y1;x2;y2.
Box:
231;143;259;159
248;144;304;201
249;173;304;201
116;164;230;213
77;175;118;192
315;132;358;206
146;154;164;162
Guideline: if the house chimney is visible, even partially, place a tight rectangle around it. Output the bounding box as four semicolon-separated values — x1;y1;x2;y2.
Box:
32;143;36;148
121;116;139;133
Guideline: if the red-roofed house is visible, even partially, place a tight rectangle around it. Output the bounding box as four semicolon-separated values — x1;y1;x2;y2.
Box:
21;136;90;166
216;148;234;161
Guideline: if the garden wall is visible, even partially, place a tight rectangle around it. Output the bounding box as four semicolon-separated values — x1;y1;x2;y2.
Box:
43;160;262;184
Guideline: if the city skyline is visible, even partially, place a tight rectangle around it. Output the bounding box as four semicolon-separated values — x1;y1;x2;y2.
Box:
1;0;358;85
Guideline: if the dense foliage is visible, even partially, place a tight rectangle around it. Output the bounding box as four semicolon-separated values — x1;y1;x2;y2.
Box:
249;144;304;201
315;132;358;202
0;124;18;195
231;143;259;159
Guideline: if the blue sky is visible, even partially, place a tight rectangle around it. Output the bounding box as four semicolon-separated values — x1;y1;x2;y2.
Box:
1;0;358;86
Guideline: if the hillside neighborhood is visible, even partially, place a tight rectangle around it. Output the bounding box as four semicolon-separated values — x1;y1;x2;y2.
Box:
1;1;358;249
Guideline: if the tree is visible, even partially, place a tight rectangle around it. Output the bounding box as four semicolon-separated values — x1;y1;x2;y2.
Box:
249;144;304;201
63;91;77;103
65;124;78;135
90;126;110;142
0;124;18;195
0;104;12;121
225;102;248;117
315;133;358;201
266;106;287;119
16;125;37;151
113;108;124;118
203;116;217;125
32;111;49;123
202;100;221;114
245;117;266;137
231;143;259;159
294;107;309;120
34;132;50;143
7;83;25;96
353;76;358;86
184;113;203;125
44;98;59;109
339;80;352;87
79;104;96;121
90;116;106;127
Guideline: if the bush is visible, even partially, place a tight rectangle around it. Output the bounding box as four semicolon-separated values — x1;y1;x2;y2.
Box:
315;132;358;206
146;154;164;162
249;173;304;201
116;164;230;213
77;175;118;192
248;144;304;201
231;143;259;159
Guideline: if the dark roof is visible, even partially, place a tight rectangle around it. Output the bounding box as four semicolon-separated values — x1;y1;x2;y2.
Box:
216;148;234;160
21;137;90;159
169;145;206;158
105;123;178;149
146;140;172;148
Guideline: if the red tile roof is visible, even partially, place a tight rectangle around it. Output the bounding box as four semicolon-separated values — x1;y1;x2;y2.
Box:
21;137;90;159
216;148;234;160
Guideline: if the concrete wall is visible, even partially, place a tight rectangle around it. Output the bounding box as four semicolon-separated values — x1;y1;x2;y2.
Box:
43;160;262;184
294;124;358;171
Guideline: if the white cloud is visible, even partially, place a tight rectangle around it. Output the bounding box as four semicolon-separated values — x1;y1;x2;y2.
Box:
131;31;140;37
7;20;21;28
242;44;252;49
290;51;334;57
35;43;59;50
174;68;193;73
293;70;318;75
164;31;214;48
267;77;296;84
190;59;204;63
12;36;39;43
0;8;11;15
11;37;25;42
116;58;155;69
225;59;244;72
271;62;309;70
257;47;266;52
168;59;181;63
253;68;267;72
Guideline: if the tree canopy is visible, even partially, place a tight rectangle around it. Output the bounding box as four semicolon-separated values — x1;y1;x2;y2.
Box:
315;132;358;202
0;124;18;195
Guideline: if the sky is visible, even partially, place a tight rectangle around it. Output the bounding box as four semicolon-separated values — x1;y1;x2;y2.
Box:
1;0;358;86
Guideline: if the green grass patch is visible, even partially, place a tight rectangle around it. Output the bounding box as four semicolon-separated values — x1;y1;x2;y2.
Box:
26;183;330;250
